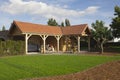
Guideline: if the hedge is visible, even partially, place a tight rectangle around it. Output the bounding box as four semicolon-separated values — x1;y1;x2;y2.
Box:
104;42;120;47
104;42;120;53
0;40;25;56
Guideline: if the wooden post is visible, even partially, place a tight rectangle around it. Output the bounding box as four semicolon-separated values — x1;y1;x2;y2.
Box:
25;34;32;54
43;35;47;53
55;36;61;52
40;35;48;53
88;36;90;51
25;34;28;54
77;36;80;53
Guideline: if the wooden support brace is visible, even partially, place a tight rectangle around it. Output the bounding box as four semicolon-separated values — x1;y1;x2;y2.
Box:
25;34;32;54
40;35;48;53
77;36;80;53
55;35;61;52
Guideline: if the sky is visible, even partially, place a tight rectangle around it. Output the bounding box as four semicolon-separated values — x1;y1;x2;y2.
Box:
0;0;119;29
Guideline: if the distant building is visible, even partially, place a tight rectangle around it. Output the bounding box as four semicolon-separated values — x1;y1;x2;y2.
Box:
0;30;9;41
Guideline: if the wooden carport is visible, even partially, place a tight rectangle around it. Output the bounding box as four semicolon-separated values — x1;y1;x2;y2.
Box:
9;20;91;54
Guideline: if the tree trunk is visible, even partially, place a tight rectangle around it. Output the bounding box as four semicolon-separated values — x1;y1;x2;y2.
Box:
100;43;104;54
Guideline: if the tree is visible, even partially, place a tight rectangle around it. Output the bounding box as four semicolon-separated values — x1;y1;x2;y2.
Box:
65;19;71;26
47;18;71;27
91;20;113;54
47;18;58;26
110;6;120;38
61;22;64;27
2;25;6;31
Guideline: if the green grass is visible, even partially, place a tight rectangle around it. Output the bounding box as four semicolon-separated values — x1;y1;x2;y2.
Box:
0;54;120;80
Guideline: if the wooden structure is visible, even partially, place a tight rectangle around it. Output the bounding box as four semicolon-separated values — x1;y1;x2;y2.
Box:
9;20;91;54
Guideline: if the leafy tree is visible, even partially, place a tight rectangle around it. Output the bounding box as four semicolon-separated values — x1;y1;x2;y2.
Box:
2;25;6;31
47;18;71;27
65;19;71;26
47;18;58;26
61;22;65;27
110;6;120;38
91;20;113;53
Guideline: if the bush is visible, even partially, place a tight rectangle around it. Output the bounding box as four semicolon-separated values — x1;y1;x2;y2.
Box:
104;42;120;47
0;40;25;56
104;42;120;53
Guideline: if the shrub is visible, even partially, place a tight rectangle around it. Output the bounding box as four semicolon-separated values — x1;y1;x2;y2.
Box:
0;40;25;56
104;42;120;47
104;42;120;53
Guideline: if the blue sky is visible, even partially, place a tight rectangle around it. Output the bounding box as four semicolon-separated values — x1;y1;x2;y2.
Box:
0;0;119;29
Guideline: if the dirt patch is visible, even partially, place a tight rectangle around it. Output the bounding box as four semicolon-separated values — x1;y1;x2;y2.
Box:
80;52;120;56
29;60;120;80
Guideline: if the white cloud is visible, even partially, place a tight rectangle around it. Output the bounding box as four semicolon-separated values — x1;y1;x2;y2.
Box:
85;6;99;14
0;0;99;20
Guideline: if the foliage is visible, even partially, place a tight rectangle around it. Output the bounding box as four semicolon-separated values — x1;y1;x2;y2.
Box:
104;42;120;52
0;55;119;80
47;18;71;27
104;42;120;47
61;22;65;27
2;25;6;31
65;19;71;26
110;6;120;38
0;40;25;56
47;18;58;26
91;20;113;53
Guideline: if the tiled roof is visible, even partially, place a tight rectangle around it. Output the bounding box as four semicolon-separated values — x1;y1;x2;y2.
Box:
13;21;62;35
11;20;90;36
61;24;88;35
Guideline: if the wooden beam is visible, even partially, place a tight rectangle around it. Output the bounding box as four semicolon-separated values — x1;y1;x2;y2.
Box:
77;36;80;53
40;35;48;53
25;34;32;54
55;35;62;52
88;36;90;51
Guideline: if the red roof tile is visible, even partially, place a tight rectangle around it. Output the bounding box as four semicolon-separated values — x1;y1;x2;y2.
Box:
61;24;88;35
13;20;62;35
10;20;90;36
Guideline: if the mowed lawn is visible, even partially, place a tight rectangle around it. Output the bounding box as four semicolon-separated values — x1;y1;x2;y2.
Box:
0;54;120;80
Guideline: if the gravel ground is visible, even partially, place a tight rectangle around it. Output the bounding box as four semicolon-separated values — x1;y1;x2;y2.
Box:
28;60;120;80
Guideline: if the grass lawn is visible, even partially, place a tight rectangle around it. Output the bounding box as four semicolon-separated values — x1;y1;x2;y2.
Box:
0;54;120;80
